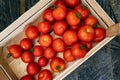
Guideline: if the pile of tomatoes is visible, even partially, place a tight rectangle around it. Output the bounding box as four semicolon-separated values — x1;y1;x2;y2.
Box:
7;0;106;80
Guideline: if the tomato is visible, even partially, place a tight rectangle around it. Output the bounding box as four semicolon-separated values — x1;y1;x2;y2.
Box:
52;38;66;52
38;69;53;80
70;23;81;31
71;43;87;59
81;41;92;51
44;47;56;59
66;10;81;26
54;0;65;7
75;4;90;19
93;27;106;42
33;45;44;57
63;29;78;46
84;16;98;27
38;56;49;67
63;48;75;62
43;8;55;23
78;25;95;42
39;34;53;47
8;44;23;58
21;51;34;63
52;5;67;21
53;21;68;36
20;38;33;50
20;75;34;80
65;0;80;8
25;25;39;39
37;21;51;33
27;62;40;76
50;57;66;72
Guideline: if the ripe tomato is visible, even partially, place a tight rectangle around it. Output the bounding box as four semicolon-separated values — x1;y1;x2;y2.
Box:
63;29;78;46
33;45;44;57
53;21;68;36
81;41;92;51
71;43;87;59
54;0;65;7
8;44;23;58
75;4;90;19
20;38;33;50
20;75;34;80
38;56;48;67
84;16;98;27
38;69;53;80
44;47;56;59
52;38;66;52
93;27;106;42
39;34;53;47
27;62;40;76
21;51;34;63
63;48;75;62
66;10;81;26
50;57;66;72
25;25;39;39
78;25;95;42
65;0;80;7
52;5;67;21
37;21;51;33
70;23;81;31
43;8;55;23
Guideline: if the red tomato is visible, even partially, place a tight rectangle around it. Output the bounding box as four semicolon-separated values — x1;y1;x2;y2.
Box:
81;41;92;51
44;47;56;59
71;43;87;59
63;29;78;46
52;5;67;21
84;16;98;27
38;56;48;67
43;8;55;23
65;0;80;7
37;21;51;33
8;44;23;58
27;62;40;76
25;25;39;39
52;38;66;52
75;4;90;19
20;38;33;50
78;25;95;42
21;51;34;63
38;69;53;80
50;57;66;72
53;21;68;36
39;34;53;47
33;45;44;57
54;0;65;7
66;10;81;26
93;27;106;42
63;48;75;62
20;75;34;80
70;23;81;31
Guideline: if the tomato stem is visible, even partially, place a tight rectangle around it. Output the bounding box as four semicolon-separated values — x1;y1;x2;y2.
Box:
56;66;61;72
76;13;81;19
51;5;57;10
6;53;11;58
80;45;87;50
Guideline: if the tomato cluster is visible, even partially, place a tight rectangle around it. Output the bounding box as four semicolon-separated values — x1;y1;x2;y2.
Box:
7;0;106;80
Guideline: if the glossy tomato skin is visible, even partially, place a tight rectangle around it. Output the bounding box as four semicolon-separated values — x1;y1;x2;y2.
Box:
33;45;44;57
44;47;56;59
39;34;53;47
53;21;68;36
8;44;23;58
75;4;90;19
50;57;66;72
52;38;66;52
78;25;95;42
71;43;87;59
38;56;48;67
21;51;34;63
81;41;92;51
20;75;34;80
63;48;75;62
70;23;81;31
63;29;78;46
65;0;80;8
37;21;51;33
38;69;53;80
27;62;40;76
54;0;65;7
20;38;33;50
66;10;81;26
93;27;106;42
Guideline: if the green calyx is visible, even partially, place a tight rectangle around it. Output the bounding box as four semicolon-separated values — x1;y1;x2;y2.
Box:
6;53;11;58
